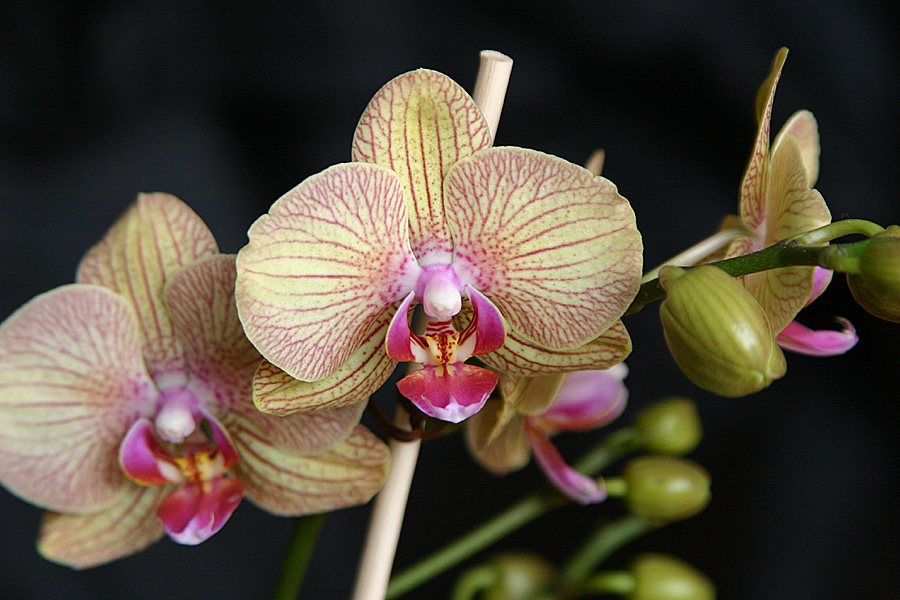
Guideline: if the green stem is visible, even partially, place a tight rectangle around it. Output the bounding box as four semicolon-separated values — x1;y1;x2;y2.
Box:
557;515;655;591
450;565;500;600
626;219;886;316
272;513;327;600
386;428;640;598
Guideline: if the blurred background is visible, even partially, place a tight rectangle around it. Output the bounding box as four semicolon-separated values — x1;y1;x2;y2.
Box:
2;2;898;599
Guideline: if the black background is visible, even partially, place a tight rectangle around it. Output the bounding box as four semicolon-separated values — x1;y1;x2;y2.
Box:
2;2;899;599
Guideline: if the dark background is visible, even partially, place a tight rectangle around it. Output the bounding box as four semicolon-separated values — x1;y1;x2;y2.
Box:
2;2;898;599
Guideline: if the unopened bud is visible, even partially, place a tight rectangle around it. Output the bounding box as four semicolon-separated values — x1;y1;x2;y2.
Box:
480;553;557;600
634;397;702;456
847;226;900;323
622;456;710;522
658;266;786;398
628;553;716;600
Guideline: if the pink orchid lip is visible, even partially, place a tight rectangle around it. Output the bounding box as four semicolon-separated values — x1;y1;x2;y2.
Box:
396;363;498;423
776;317;858;356
157;477;245;545
527;424;606;504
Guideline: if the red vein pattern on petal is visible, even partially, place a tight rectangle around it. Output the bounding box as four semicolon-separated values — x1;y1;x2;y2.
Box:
740;48;787;234
77;193;219;379
351;69;492;260
480;319;632;377
38;484;169;569
233;424;390;516
226;396;366;455
236;162;418;382
446;147;642;349
252;315;395;417
0;284;155;512
165;254;262;414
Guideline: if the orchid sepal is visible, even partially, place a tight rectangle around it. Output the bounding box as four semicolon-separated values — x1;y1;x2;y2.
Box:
776;318;858;356
527;425;606;505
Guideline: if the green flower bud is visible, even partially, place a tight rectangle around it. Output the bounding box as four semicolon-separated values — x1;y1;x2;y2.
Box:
847;226;900;323
481;553;557;600
628;553;716;600
634;397;703;456
658;265;786;398
622;456;710;522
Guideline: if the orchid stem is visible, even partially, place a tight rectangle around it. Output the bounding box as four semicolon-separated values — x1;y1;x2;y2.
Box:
385;426;640;598
557;515;654;592
349;50;513;600
272;513;327;600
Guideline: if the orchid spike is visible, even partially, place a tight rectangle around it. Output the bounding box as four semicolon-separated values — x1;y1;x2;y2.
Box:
718;48;854;355
466;365;628;504
236;69;642;422
0;193;389;568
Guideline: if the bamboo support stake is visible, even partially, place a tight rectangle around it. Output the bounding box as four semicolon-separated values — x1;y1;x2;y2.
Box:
349;50;513;600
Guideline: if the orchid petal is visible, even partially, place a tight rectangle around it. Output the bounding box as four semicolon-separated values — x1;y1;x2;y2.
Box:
808;267;833;304
119;418;182;485
38;485;168;569
480;319;632;377
527;425;606;504
446;147;642;349
397;363;499;423
225;398;366;456
351;69;492;260
386;291;418;362
165;254;262;410
740;48;787;233
77;193;218;379
157;478;244;545
233;424;390;515
252;325;395;416
465;286;506;356
236;162;419;382
773;109;820;187
201;410;241;468
533;367;628;432
776;318;858;356
483;374;566;439
0;285;155;512
465;406;530;475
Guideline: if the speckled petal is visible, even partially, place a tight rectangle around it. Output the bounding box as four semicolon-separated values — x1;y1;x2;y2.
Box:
165;254;262;410
480;319;632;377
77;193;219;379
351;69;492;260
446;147;641;349
0;285;155;512
233;424;390;516
38;484;169;569
236;162;418;382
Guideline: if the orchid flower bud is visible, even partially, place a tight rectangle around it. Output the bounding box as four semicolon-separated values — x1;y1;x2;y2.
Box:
628;553;716;600
658;266;786;398
634;397;702;456
847;226;900;323
480;553;558;600
621;456;711;522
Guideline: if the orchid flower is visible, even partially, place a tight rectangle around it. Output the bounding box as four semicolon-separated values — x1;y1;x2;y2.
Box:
466;365;628;504
235;69;642;424
0;193;389;568
722;48;856;355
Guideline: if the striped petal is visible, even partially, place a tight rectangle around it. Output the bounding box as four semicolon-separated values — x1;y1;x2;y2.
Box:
773;109;820;187
77;193;219;379
38;485;169;569
232;424;390;516
226;393;366;455
252;325;394;416
0;285;155;512
740;48;787;233
480;319;632;377
446;147;642;350
352;69;492;260
235;162;419;382
165;254;262;410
